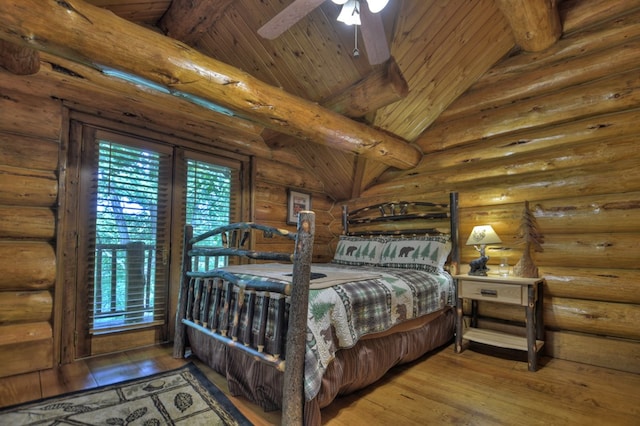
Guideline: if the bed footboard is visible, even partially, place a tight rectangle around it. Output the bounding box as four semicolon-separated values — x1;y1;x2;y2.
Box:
178;273;292;367
173;213;315;425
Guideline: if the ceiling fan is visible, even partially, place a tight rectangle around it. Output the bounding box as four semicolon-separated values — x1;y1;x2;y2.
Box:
258;0;391;65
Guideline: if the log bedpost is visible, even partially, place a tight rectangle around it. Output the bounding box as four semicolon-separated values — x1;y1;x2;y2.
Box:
282;211;315;426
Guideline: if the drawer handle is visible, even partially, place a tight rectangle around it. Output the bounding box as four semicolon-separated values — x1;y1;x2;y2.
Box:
480;289;498;297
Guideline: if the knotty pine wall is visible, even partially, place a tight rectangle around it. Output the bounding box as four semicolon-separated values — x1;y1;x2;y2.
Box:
0;82;334;378
334;7;640;374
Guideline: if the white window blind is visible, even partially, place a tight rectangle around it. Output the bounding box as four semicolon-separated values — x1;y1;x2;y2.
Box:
185;158;240;270
88;140;171;332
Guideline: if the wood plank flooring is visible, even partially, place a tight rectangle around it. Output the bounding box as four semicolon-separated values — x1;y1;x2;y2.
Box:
1;342;638;425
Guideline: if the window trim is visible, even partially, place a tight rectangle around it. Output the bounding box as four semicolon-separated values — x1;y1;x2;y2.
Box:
59;112;252;363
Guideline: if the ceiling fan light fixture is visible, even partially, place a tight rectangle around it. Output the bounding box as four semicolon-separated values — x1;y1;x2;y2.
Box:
366;0;389;14
337;0;361;26
331;0;349;4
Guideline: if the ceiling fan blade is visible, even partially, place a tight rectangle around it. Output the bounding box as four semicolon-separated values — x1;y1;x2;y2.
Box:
360;1;390;65
258;0;327;40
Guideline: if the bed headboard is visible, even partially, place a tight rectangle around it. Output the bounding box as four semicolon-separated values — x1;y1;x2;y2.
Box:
340;192;459;274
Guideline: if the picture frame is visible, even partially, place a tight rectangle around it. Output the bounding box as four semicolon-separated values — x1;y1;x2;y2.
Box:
286;189;312;225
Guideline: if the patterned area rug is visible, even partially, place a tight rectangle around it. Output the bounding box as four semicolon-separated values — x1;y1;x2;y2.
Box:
0;363;252;425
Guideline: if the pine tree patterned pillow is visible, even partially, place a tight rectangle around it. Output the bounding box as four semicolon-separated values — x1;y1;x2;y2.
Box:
379;236;451;272
332;236;387;266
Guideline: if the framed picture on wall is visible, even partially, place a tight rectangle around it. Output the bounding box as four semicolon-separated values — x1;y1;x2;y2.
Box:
287;189;312;225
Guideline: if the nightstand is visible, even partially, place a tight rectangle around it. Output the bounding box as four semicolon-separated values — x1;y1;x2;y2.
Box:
453;274;545;371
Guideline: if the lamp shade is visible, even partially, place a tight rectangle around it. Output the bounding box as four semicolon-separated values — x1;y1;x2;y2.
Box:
466;225;502;246
337;0;361;26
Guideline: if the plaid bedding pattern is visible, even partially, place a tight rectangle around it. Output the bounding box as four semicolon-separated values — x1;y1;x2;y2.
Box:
230;264;453;401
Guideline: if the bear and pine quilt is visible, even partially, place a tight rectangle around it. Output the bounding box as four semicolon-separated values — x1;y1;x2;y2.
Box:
228;234;453;401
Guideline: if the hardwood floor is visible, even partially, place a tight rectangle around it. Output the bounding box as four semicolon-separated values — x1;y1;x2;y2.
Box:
1;342;638;425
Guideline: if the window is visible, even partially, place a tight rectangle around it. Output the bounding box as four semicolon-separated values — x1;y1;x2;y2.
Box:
90;140;170;331
63;117;249;359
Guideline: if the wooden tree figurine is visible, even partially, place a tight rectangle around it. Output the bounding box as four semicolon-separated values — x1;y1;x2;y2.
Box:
513;200;544;278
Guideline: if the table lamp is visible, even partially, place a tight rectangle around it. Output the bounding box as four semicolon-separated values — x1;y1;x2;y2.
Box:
466;225;501;276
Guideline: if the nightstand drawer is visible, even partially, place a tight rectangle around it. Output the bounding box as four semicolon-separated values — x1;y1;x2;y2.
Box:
458;279;525;305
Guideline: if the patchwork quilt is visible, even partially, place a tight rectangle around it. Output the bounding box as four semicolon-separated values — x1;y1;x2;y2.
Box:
230;263;454;401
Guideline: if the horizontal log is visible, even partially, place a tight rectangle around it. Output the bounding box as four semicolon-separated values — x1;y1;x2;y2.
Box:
394;109;640;176
475;296;640;340
545;329;640;374
529;192;640;234
0;290;53;323
466;7;640;99
0;242;56;290
440;37;640;123
537;233;639;269
0;87;61;140
0;335;53;378
0;165;58;207
0;39;39;75
545;297;640;340
0;132;59;171
560;0;639;34
384;134;639;193
417;68;640;152
540;266;640;304
0;321;52;346
0;0;421;169
494;0;561;52
460;232;639;271
456;192;640;237
0;206;55;239
365;156;640;208
27;55;271;156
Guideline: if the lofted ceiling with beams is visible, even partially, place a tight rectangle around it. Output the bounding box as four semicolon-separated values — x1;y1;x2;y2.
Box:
1;0;564;201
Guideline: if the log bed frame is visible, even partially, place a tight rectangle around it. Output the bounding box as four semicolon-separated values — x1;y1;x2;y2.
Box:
173;193;459;425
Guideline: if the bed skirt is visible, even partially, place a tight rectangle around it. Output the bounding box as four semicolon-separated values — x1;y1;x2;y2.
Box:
185;306;455;425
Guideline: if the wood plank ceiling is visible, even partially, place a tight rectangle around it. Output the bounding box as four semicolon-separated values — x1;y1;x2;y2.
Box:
2;0;561;201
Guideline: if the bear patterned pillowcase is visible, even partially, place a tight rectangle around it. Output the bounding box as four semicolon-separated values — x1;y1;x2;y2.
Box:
379;236;451;272
332;236;387;266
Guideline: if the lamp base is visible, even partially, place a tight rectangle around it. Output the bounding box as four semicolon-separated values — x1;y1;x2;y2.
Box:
468;255;490;276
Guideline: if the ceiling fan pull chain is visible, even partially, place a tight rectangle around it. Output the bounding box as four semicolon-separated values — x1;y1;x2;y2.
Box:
353;24;360;58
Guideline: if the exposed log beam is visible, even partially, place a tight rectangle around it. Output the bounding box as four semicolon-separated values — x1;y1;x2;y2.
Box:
495;0;561;51
158;0;235;46
0;39;39;75
0;0;420;170
321;57;409;118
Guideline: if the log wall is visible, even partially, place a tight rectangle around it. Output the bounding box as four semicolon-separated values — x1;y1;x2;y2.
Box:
336;6;640;373
0;67;334;378
0;89;59;377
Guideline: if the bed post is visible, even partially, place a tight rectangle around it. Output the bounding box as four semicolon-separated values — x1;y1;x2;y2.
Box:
282;211;315;426
342;204;348;235
173;225;193;358
450;192;460;275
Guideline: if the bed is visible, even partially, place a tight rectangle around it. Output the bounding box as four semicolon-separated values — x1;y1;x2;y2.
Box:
173;193;460;425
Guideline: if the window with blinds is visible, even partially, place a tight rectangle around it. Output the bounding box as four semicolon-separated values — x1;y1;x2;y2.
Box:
88;140;172;332
66;118;249;358
185;157;240;271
